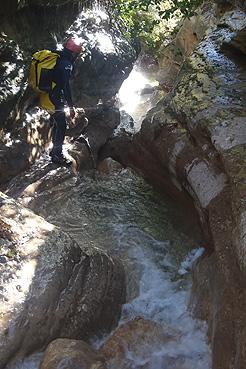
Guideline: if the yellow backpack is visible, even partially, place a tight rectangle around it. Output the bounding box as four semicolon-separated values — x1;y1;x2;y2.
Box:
29;50;60;93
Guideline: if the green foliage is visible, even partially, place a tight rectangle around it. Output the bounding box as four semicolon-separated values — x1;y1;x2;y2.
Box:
117;0;205;19
7;244;17;260
110;0;205;50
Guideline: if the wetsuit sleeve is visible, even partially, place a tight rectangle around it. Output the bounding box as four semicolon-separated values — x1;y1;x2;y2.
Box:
64;81;73;108
62;62;73;107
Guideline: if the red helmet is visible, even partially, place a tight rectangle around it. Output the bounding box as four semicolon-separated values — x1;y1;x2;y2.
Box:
65;39;82;54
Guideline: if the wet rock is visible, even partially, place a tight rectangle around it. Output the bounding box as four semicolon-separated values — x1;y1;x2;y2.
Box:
82;107;121;162
0;293;6;301
98;110;136;167
0;36;28;130
39;338;106;369
148;11;246;369
98;158;124;175
140;84;155;95
188;257;212;335
156;1;219;87
99;316;181;368
216;0;246;13
3;3;246;369
0;192;126;369
0;107;51;188
0;256;8;263
102;5;246;369
66;108;88;140
0;8;136;183
0;2;82;52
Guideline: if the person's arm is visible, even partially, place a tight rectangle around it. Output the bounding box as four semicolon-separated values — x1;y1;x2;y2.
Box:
64;81;75;118
63;62;75;118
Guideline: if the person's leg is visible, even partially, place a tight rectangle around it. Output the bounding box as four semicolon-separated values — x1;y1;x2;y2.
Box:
52;110;66;156
50;110;72;165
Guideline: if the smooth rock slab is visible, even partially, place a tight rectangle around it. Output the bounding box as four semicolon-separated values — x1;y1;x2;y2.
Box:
0;192;126;369
99;316;181;369
39;338;106;369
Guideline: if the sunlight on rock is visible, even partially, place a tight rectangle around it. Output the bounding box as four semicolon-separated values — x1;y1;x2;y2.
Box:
3;62;16;75
31;147;37;156
96;32;115;53
118;66;160;126
119;69;149;111
3;259;37;309
5;133;14;147
0;193;56;323
25;109;47;124
64;8;119;54
86;31;115;53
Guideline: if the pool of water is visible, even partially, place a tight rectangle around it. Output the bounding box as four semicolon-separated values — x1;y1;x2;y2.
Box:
7;166;211;369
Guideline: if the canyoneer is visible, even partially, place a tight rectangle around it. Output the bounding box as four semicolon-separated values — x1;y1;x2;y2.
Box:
30;39;82;166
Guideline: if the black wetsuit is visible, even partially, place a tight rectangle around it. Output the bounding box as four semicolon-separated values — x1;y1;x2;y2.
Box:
49;50;73;156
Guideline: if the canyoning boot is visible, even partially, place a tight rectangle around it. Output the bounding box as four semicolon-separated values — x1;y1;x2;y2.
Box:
51;153;72;166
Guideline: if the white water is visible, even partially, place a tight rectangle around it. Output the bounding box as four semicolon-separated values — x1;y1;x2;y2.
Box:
4;4;212;367
6;168;211;369
95;221;211;369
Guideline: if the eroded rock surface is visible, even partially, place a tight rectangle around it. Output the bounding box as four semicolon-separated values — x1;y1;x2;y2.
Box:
0;7;136;183
99;316;181;369
156;1;219;87
2;1;246;369
102;6;246;369
39;338;106;369
0;192;126;369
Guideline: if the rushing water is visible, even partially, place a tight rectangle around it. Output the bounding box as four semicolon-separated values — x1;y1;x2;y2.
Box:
6;17;211;365
7;164;211;369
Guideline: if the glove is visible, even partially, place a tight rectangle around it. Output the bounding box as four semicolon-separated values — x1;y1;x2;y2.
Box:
69;107;75;119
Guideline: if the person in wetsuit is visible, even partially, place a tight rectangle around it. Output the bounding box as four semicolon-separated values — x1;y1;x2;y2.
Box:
41;39;82;166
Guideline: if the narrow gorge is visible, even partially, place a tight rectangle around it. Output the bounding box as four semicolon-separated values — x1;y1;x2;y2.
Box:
1;1;246;369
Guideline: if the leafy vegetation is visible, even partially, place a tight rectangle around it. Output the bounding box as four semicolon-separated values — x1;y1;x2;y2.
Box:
0;219;18;260
109;0;205;50
0;219;13;241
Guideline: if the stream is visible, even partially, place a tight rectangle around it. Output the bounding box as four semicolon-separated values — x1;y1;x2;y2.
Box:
6;163;212;369
5;19;211;365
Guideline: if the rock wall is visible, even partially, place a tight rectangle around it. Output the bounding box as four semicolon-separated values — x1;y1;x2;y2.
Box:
2;1;246;368
0;1;83;47
0;5;135;367
0;1;87;132
216;0;246;12
156;1;219;87
0;4;136;184
0;192;126;368
107;5;246;369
